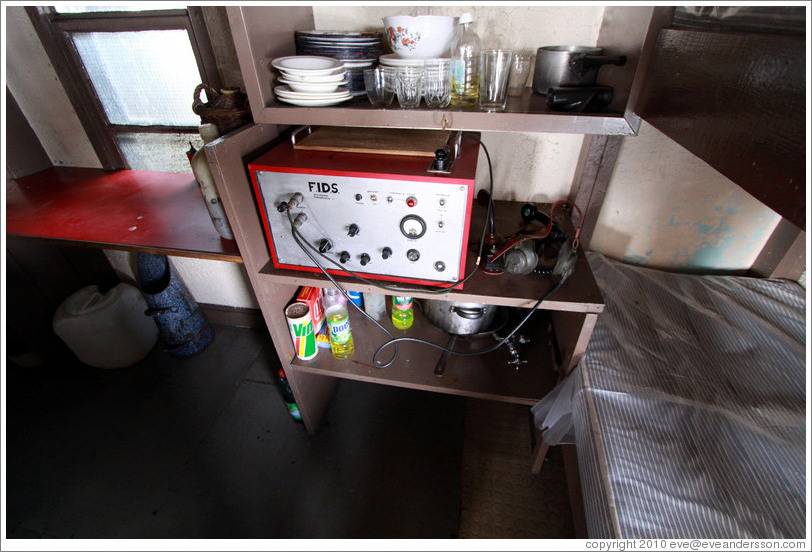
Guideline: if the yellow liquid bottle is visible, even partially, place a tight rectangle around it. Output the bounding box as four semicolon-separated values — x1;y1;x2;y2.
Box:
327;310;354;359
323;288;354;359
392;296;414;330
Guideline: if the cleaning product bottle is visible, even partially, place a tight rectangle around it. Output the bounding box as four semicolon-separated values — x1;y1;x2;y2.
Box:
322;288;354;359
392;296;414;330
190;124;234;240
450;12;481;107
277;368;303;423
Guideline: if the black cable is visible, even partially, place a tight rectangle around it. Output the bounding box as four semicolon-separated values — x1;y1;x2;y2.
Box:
286;132;494;296
285;134;567;369
287;210;400;368
371;278;565;367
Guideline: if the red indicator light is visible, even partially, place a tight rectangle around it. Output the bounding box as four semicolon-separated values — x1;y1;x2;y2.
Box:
406;197;417;207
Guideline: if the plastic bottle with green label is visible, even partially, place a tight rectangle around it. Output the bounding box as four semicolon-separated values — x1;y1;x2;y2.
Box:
323;288;354;359
392;296;414;330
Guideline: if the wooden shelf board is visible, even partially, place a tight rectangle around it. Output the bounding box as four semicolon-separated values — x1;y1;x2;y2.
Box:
289;304;559;405
257;200;605;312
6;167;242;263
257;90;635;135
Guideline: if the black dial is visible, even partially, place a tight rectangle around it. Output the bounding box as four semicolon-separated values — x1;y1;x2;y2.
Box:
318;239;332;253
339;251;350;264
360;253;370;266
348;223;359;237
399;215;426;239
381;247;392;260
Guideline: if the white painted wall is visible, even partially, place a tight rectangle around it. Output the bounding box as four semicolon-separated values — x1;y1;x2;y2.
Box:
314;5;606;204
4;6;259;309
5;4;781;306
591;122;781;273
313;4;781;273
4;7;102;168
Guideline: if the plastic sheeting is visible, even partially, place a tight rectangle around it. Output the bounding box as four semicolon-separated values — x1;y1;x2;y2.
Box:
533;252;806;538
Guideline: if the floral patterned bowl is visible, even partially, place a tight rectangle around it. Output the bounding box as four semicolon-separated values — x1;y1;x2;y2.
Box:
382;15;457;59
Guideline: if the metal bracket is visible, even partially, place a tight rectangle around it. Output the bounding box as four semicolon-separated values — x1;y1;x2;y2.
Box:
426;131;462;175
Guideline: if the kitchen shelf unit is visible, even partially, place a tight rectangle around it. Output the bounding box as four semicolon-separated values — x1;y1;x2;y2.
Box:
207;124;604;437
208;6;668;453
226;6;665;136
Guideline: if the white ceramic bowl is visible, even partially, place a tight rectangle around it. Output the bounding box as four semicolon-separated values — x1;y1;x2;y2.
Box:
271;56;344;76
383;15;457;59
278;78;347;93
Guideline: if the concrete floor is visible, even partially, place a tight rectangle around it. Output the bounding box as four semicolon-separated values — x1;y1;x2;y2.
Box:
5;324;468;539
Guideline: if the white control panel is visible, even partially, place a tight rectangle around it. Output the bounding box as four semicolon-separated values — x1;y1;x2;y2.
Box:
254;170;473;285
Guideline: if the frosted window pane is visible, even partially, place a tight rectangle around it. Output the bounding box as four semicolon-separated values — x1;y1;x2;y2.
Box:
117;132;203;173
70;30;202;126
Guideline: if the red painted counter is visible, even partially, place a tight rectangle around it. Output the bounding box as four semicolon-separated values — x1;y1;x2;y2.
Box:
5;167;242;262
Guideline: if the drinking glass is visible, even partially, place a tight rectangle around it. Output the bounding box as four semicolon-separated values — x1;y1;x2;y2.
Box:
507;53;533;96
423;59;451;109
396;67;424;109
364;67;395;107
479;49;515;112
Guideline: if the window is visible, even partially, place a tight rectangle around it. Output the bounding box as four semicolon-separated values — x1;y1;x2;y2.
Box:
26;5;222;172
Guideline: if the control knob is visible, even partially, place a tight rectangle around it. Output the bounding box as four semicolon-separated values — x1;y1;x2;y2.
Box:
381;247;392;260
339;251;351;264
348;223;360;237
318;239;332;253
360;253;370;266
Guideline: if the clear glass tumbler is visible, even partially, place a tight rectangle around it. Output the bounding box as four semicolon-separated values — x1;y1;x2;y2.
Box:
478;49;515;112
423;59;451;109
364;67;395;107
507;53;533;97
396;67;424;109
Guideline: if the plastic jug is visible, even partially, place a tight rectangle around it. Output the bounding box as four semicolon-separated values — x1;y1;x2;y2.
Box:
53;283;159;369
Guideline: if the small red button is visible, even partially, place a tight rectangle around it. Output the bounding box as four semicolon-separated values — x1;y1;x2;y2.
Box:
406;197;417;207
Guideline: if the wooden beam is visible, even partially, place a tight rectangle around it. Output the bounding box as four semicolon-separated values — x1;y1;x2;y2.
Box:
750;218;805;280
570;135;624;249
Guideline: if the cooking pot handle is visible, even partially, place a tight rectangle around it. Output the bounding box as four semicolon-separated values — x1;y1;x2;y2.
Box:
450;306;485;320
570;54;627;78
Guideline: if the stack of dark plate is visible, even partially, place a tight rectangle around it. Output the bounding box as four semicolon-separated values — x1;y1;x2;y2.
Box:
295;31;384;97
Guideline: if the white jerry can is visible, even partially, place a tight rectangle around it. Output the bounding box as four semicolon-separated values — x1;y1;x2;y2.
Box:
52;283;159;369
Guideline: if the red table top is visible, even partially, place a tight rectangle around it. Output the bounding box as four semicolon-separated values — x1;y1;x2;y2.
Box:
5;167;241;262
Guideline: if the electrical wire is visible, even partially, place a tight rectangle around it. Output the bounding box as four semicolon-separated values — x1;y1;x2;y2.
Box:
285;133;568;369
287;132;493;296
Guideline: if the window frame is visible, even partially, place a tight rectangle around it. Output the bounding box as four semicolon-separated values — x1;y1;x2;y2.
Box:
26;6;221;170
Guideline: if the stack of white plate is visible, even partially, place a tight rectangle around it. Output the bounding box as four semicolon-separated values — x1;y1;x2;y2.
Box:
379;54;450;68
271;56;352;106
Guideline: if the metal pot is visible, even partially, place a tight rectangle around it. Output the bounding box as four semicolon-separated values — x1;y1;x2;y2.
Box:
421;300;501;336
532;45;627;94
